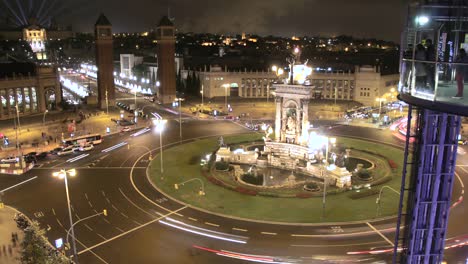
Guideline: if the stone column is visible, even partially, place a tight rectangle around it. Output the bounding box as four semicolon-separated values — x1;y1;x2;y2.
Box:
296;106;301;144
37;85;46;113
302;99;309;142
21;88;26;113
275;97;282;141
29;87;33;113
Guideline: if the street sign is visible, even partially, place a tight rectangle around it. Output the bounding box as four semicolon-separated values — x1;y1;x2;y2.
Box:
55;238;63;248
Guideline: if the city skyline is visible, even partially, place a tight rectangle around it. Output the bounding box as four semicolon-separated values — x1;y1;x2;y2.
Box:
0;0;409;42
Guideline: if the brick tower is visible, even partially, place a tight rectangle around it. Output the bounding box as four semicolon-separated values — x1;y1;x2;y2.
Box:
94;13;115;110
156;16;176;104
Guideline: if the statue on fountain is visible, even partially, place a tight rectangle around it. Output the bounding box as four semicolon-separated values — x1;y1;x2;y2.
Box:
285;116;296;144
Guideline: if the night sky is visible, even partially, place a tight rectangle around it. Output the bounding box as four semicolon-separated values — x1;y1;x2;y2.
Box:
3;0;409;42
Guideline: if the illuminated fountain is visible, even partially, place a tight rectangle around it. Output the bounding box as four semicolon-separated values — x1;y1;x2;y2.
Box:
216;53;352;189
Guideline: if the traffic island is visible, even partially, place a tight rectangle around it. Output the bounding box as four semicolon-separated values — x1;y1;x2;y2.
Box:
147;133;404;223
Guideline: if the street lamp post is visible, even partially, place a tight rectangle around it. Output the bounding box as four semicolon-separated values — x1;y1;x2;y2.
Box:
42;110;49;126
52;169;78;262
66;209;107;252
376;98;386;116
201;85;204;107
175;98;183;140
174;178;206;196
153;119;167;177
105;89;109;115
223;84;229;111
376;185;400;217
321;137;336;219
15;104;21;135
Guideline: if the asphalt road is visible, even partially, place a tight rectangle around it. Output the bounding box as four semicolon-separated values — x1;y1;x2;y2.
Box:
0;107;467;263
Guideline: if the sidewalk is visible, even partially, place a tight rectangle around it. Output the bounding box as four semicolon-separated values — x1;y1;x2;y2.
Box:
0;206;22;264
0;107;147;159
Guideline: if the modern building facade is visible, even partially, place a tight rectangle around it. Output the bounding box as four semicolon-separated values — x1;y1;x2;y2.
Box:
194;65;399;106
156;16;176;104
0;63;61;120
394;0;468;263
94;13;116;110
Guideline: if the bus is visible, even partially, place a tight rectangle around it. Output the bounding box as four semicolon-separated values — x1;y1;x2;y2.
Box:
62;134;103;146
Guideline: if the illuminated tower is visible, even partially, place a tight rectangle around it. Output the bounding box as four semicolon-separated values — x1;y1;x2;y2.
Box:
156;16;176;104
393;0;468;263
94;13;115;110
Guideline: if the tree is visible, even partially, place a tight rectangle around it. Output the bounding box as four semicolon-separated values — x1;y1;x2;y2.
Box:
21;220;69;264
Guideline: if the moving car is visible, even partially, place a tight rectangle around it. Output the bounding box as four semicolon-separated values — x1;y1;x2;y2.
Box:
78;144;94;152
57;146;75;156
121;126;131;132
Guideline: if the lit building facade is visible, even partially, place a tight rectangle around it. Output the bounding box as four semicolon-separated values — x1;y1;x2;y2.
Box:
194;65;399;106
22;26;46;53
0;64;61;120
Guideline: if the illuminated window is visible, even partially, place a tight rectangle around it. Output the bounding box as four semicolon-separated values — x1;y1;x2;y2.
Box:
31;87;37;111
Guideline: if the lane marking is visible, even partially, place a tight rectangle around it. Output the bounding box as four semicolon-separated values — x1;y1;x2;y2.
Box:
204;222;220;227
120;213;129;219
96;233;106;240
188;217;197;221
102;218;110;224
291;241;384;247
366;222;394;247
78;206;187;255
51;208;56;216
88;201;93;208
85;193;89;200
111;205;118;211
232;227;248;232
118;188;159;218
101;190;106;197
261;232;277;235
84;224;93;231
115;227;125;233
56;218;64;228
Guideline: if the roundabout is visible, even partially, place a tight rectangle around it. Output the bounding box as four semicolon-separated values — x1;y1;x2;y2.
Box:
146;133;404;224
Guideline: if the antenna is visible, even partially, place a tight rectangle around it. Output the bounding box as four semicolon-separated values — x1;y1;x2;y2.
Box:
168;6;175;22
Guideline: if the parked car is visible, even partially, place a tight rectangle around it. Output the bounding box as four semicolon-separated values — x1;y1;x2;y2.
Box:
1;156;18;163
24;152;38;163
50;147;63;155
35;152;49;160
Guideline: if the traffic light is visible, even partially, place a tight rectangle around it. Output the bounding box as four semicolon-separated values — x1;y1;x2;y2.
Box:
103;209;107;216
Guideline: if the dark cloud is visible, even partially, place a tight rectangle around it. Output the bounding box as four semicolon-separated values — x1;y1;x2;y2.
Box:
56;0;407;42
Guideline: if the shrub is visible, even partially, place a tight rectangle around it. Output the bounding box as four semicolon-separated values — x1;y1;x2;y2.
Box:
296;192;314;198
207;176;224;186
348;188;380;199
258;192;280;198
215;161;230;171
242;173;263;185
371;175;393;186
388;159;398;169
356;169;372;180
235;186;257;196
304;182;320;192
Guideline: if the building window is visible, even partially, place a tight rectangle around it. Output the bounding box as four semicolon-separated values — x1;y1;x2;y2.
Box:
0;90;6;115
31;87;37;111
24;88;30;112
